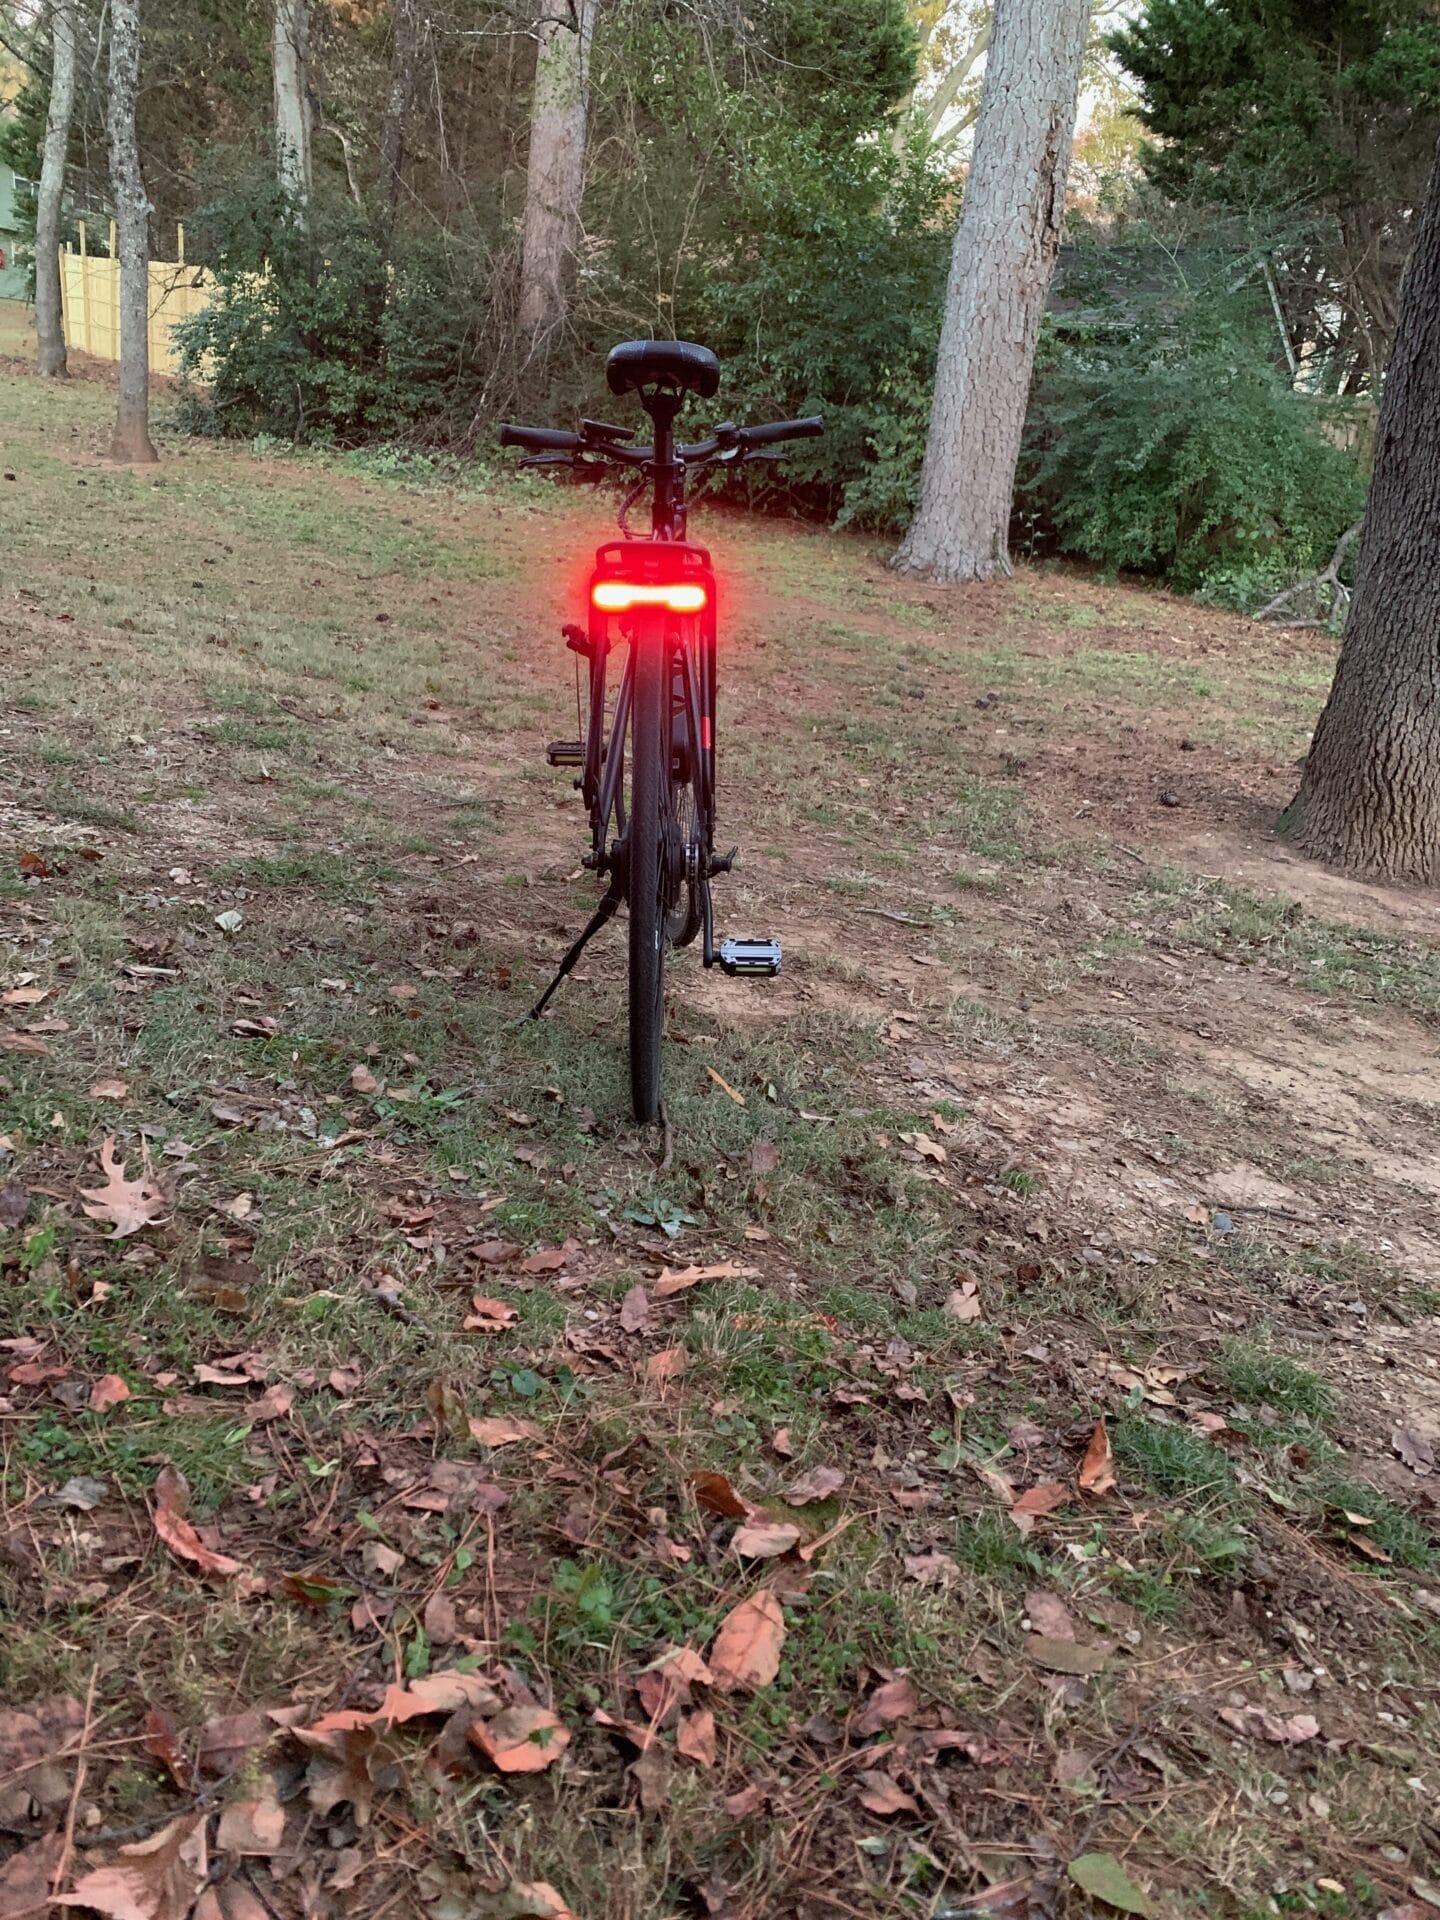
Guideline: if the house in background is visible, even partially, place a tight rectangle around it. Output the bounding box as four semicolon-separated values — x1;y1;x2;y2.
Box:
0;157;30;299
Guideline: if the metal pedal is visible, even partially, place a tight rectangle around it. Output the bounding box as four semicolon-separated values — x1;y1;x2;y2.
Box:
719;938;781;978
547;739;583;768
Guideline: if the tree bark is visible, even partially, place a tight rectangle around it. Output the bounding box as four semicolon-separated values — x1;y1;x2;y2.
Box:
517;0;597;338
106;0;156;464
1285;135;1440;884
893;0;1089;583
378;0;420;214
273;0;313;211
35;0;77;379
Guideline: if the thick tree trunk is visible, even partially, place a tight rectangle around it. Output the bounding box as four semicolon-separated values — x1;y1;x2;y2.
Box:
273;0;313;210
893;0;1089;583
1285;136;1440;883
378;0;420;213
517;0;597;338
106;0;156;464
35;0;77;379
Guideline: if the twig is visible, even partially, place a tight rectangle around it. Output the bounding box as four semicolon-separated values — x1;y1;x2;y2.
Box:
657;1100;674;1174
357;1281;421;1326
51;1664;98;1895
856;906;917;924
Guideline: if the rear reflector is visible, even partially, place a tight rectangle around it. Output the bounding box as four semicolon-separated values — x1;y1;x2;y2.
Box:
591;579;708;614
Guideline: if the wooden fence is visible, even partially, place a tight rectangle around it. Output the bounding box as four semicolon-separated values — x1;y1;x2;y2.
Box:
59;222;212;374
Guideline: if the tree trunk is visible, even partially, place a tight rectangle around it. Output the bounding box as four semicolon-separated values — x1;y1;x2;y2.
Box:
1285;135;1440;883
378;0;420;214
106;0;156;464
35;0;77;379
893;0;1089;583
517;0;597;338
273;0;313;211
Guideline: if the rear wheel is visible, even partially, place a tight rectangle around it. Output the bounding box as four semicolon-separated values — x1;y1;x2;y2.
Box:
628;620;669;1124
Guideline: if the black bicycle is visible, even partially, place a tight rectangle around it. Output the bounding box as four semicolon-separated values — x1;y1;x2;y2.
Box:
499;339;823;1124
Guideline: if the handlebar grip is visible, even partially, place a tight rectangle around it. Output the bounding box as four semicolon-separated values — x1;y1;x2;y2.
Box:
498;423;583;452
739;415;825;448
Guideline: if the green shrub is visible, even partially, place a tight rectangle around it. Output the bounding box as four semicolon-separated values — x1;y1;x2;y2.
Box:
1019;303;1367;594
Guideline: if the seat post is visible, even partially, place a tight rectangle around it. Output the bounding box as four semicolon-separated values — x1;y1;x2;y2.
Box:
643;387;684;540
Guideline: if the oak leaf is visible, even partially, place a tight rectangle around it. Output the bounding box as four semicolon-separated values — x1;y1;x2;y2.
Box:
709;1589;785;1693
55;1811;207;1920
79;1137;171;1237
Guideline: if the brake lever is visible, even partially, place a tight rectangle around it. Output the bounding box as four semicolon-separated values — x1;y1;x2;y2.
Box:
741;448;789;464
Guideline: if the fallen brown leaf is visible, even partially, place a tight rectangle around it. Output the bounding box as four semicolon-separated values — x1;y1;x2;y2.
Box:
855;1676;919;1734
1078;1419;1116;1497
1218;1705;1320;1745
465;1296;519;1330
88;1079;130;1101
1025;1635;1108;1676
1012;1481;1070;1518
216;1790;285;1856
141;1708;192;1792
0;1833;62;1919
618;1284;651;1332
654;1260;759;1297
856;1769;920;1817
55;1811;208;1920
709;1589;785;1693
1025;1591;1075;1641
732;1519;801;1560
468;1414;540;1448
79;1137;171;1238
0;1032;48;1056
295;1724;385;1825
89;1374;131;1413
1392;1427;1435;1476
150;1467;242;1580
691;1470;752;1520
945;1279;982;1321
303;1671;501;1736
676;1706;716;1767
784;1465;844;1505
469;1705;571;1774
646;1346;686;1384
247;1383;294;1422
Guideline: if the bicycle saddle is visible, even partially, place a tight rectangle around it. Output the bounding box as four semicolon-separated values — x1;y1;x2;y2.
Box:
606;339;721;401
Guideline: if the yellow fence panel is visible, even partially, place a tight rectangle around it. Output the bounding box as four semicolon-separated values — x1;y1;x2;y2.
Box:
58;228;212;375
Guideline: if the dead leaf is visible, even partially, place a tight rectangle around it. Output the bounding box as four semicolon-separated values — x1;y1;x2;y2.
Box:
197;1710;270;1778
0;1833;62;1919
89;1374;131;1413
1;985;49;1006
618;1285;651;1332
88;1078;130;1101
945;1279;982;1321
732;1519;801;1559
0;1184;30;1230
150;1466;242;1580
469;1705;571;1774
748;1140;780;1175
1392;1427;1434;1476
706;1066;745;1105
349;1064;381;1095
248;1383;294;1422
468;1415;540;1448
654;1261;758;1297
900;1130;947;1163
466;1296;519;1330
0;1032;48;1057
1026;1636;1108;1676
55;1811;207;1920
1218;1706;1320;1745
79;1137;170;1238
1025;1591;1075;1641
903;1550;959;1587
193;1887;273;1920
709;1589;785;1693
856;1769;919;1817
141;1708;192;1792
1012;1481;1070;1518
855;1676;919;1734
691;1471;752;1520
216;1790;285;1856
423;1591;458;1645
676;1707;716;1767
785;1465;844;1505
646;1346;686;1384
295;1724;384;1825
520;1246;569;1273
771;1426;794;1457
303;1671;501;1736
1078;1419;1116;1497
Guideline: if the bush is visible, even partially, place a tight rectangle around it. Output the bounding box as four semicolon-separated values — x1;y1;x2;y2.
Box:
174;173;496;445
1018;302;1367;595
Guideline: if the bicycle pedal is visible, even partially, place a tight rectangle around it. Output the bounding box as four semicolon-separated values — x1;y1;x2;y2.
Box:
719;937;781;978
547;739;584;768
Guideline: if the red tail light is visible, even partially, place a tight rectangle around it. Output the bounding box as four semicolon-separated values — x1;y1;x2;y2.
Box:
591;579;708;615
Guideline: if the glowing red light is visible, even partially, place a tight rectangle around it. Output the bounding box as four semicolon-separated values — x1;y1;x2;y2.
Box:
591;579;708;615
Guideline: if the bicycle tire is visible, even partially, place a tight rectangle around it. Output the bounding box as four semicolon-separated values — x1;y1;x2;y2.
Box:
628;617;668;1124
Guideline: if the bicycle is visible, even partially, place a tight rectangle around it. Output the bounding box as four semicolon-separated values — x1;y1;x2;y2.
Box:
499;339;823;1125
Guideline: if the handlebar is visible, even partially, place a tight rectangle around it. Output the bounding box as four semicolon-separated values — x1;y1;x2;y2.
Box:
498;423;583;453
499;413;824;468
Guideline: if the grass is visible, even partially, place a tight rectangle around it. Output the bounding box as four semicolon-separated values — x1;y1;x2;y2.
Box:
2;342;1438;1919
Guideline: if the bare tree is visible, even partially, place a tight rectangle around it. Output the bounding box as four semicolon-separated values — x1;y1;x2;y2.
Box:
893;2;990;159
273;0;313;210
106;0;156;463
518;0;598;338
378;0;420;213
894;0;1089;582
34;0;78;378
1284;135;1440;882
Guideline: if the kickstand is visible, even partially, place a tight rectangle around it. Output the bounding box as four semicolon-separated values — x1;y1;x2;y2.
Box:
528;887;621;1020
